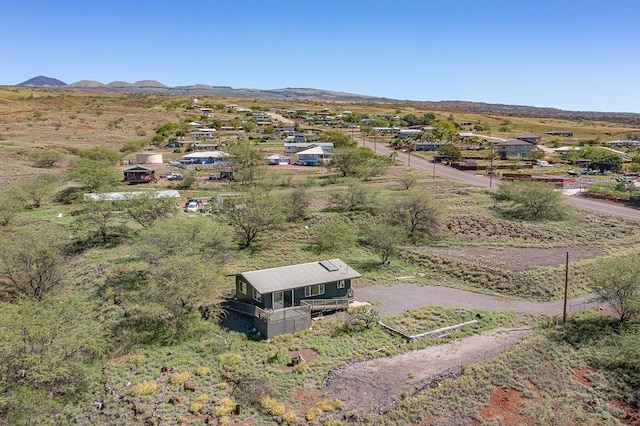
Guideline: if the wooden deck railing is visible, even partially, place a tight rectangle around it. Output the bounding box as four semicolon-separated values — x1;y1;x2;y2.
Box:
300;298;352;312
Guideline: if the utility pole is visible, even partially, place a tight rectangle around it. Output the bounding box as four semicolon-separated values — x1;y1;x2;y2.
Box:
489;143;495;188
563;251;569;323
432;158;436;180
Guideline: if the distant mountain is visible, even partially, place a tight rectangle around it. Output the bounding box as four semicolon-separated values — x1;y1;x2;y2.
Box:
132;80;168;89
69;80;107;88
17;76;66;87
10;76;640;125
107;81;133;88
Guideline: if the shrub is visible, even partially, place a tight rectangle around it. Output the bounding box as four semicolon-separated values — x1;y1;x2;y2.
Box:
318;399;342;412
306;406;323;421
171;371;190;384
219;352;243;367
283;410;298;424
267;347;291;366
214;397;235;417
131;380;158;396
194;366;210;376
259;395;286;416
189;401;204;414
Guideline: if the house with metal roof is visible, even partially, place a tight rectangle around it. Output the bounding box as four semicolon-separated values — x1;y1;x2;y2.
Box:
496;139;540;159
225;259;361;338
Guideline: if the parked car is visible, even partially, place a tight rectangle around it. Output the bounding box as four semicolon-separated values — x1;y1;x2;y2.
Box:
536;160;551;167
616;177;636;183
184;201;199;213
166;173;183;181
581;169;596;175
567;169;580;176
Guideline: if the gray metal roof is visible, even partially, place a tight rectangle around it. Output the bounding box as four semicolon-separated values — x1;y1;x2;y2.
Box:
239;259;361;294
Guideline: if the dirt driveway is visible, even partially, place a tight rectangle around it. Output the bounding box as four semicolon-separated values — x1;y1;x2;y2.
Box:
321;284;597;419
354;283;597;317
326;326;534;418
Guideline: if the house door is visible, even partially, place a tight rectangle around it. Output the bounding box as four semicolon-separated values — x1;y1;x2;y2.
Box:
273;290;294;310
273;291;284;310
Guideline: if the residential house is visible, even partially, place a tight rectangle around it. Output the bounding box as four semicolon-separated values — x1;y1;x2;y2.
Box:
516;133;542;144
190;128;217;139
84;189;180;202
296;146;332;166
284;142;333;154
414;142;445;151
545;131;573;137
226;259;360;338
122;165;157;184
266;154;291;165
606;139;640;147
396;129;422;139
496;139;539;159
181;151;231;167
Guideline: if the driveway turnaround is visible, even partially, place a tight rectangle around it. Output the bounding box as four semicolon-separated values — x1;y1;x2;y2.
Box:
355;283;597;317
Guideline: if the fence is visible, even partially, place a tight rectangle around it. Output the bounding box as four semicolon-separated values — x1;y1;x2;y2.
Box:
379;320;478;343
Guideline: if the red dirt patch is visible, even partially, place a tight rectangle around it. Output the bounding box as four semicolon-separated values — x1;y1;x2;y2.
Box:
285;348;319;368
479;386;535;426
610;399;640;426
573;367;595;388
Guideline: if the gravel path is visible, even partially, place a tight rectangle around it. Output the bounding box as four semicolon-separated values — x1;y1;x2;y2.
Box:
355;283;597;317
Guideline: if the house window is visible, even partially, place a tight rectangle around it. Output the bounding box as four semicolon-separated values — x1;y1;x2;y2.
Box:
239;280;247;295
304;284;325;297
337;280;346;289
253;289;262;303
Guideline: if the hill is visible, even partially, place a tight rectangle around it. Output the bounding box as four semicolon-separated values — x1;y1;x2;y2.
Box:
68;80;107;88
9;75;640;125
17;75;66;87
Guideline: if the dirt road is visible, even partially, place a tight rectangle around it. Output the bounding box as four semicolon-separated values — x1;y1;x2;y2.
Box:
326;326;534;418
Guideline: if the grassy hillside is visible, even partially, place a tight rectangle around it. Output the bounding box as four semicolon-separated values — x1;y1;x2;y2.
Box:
0;88;638;425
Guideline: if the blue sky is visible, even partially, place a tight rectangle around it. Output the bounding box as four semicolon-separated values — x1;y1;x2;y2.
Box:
1;0;639;112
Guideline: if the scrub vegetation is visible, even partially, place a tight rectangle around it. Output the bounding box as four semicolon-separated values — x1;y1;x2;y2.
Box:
0;88;638;425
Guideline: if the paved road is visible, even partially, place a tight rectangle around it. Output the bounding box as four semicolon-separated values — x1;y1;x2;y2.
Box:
355;283;597;317
359;136;640;219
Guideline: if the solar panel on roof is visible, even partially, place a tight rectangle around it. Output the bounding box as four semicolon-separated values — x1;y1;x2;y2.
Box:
319;260;339;271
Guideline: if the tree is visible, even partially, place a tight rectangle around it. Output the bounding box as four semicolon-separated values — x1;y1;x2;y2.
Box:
223;192;285;248
361;223;405;266
437;143;463;163
318;130;356;148
329;147;373;177
285;186;311;222
329;182;379;214
10;174;59;208
32;148;65;168
390;191;442;241
73;199;128;243
69;158;122;191
0;294;108;423
228;141;264;184
310;218;356;253
398;172;418;190
0;189;22;226
117;193;177;229
120;139;148;155
0;230;68;300
494;181;571;221
146;255;224;325
593;256;640;323
137;216;233;261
